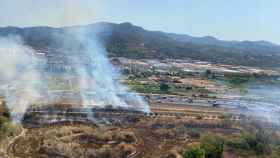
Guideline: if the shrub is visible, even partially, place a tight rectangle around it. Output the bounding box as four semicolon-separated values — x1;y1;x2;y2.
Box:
200;133;224;158
0;116;18;139
183;143;205;158
0;116;9;126
227;129;271;155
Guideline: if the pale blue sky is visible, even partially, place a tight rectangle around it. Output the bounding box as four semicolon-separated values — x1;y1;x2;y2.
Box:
0;0;279;44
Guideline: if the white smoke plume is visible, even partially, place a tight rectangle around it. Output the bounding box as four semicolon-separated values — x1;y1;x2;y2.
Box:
0;7;149;123
62;26;150;112
0;36;45;121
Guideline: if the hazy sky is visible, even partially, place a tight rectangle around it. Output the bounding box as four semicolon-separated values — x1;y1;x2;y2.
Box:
0;0;279;44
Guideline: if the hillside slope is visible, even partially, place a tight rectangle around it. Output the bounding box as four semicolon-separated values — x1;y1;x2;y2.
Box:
1;22;280;67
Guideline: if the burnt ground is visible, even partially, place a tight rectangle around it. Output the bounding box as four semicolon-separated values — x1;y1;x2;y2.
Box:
0;99;260;158
2;95;280;158
7;114;241;158
3;101;280;158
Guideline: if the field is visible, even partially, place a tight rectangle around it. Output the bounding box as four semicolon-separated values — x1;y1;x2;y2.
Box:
1;58;280;158
2;102;280;158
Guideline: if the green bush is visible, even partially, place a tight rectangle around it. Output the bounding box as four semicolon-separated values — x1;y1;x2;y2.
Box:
184;143;205;158
184;133;224;158
200;133;224;158
227;129;271;155
0;116;9;125
0;116;11;138
0;113;18;140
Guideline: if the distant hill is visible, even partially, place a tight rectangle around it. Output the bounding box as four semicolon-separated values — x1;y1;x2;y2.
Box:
1;22;280;68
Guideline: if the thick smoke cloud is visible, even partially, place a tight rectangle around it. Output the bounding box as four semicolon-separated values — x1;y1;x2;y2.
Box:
0;1;149;122
0;30;150;122
0;36;45;121
62;26;150;112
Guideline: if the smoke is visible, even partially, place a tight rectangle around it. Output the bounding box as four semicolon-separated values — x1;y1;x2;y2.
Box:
61;26;150;112
220;83;280;124
241;84;280;124
0;36;45;121
0;2;149;122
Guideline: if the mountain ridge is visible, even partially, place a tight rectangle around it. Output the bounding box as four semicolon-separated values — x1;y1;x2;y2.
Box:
1;22;278;46
1;22;280;68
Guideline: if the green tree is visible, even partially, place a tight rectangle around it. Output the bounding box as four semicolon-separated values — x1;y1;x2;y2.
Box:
184;143;205;158
0;108;17;140
227;130;271;155
200;133;224;158
255;129;271;154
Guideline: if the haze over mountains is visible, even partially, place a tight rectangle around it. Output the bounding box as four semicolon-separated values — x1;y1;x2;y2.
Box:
1;22;280;68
